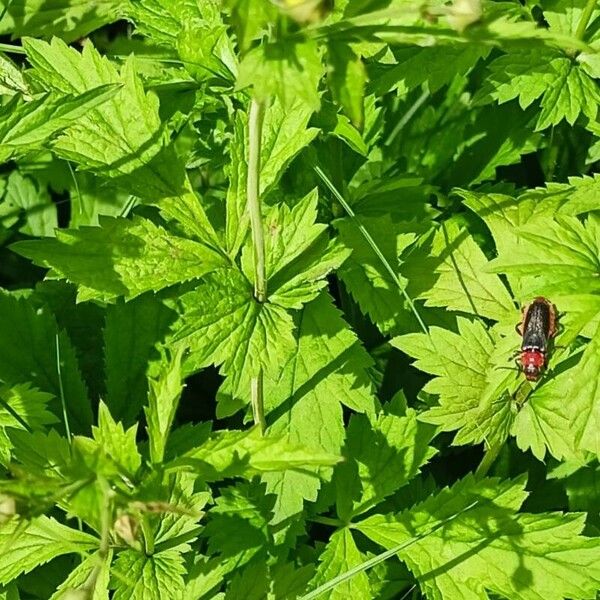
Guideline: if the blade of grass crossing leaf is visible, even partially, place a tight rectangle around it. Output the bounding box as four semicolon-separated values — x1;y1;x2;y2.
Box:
300;500;479;600
55;334;72;444
314;166;427;334
385;87;429;146
247;97;267;434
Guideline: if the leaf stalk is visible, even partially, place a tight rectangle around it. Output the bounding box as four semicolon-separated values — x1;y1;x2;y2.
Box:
575;0;597;40
246;97;267;435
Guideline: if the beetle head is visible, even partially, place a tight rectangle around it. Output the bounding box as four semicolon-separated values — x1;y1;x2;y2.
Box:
521;349;545;381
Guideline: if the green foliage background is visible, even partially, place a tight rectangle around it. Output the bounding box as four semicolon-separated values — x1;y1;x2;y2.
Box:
1;0;600;598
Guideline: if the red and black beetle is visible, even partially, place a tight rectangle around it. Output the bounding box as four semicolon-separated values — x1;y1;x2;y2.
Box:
515;297;558;381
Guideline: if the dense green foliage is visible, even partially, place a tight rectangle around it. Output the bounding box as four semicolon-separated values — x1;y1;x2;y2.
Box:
1;0;600;598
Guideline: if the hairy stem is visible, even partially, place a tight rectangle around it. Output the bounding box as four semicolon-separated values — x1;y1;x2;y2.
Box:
475;441;502;479
247;98;267;303
251;368;266;435
576;0;597;40
247;97;267;435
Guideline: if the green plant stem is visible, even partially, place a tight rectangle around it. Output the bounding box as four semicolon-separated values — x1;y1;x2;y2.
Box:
251;368;266;435
576;0;597;40
247;97;267;303
314;165;428;335
55;334;72;445
247;97;267;435
475;441;502;479
0;42;25;54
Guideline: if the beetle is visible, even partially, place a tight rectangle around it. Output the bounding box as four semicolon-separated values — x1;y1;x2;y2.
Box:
515;297;558;381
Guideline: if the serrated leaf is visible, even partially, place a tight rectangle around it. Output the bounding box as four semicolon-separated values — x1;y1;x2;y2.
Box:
310;528;370;600
334;215;418;335
476;49;600;130
356;475;600;600
104;294;176;425
50;550;112;600
0;53;29;97
111;549;185;600
12;216;227;302
172;268;296;416
262;292;377;524
0;293;91;433
328;43;366;128
128;0;203;46
1;171;57;237
237;40;323;111
370;45;488;96
203;482;272;566
0;85;120;163
225;98;319;258
420;220;514;321
92;402;141;476
23;38;188;200
153;472;209;551
1;0;123;41
242;189;349;308
169;427;340;481
487;214;600;301
0;516;97;585
227;0;279;52
0;382;56;431
338;410;436;519
392;318;515;448
145;347;185;464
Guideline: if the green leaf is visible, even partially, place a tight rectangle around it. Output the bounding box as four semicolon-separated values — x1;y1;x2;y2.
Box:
225;99;319;258
392;318;515;448
0;53;29;97
237;40;323;111
0;0;123;41
0;85;120;163
177;15;237;83
50;551;112;600
370;45;488;96
92;402;141;476
0;293;91;433
476;49;600;130
104;295;176;425
1;171;57;237
242;189;349;308
227;0;279;52
356;475;600;600
487;214;600;300
128;0;203;46
23;38;188;199
111;549;185;600
335;215;419;335
172;268;296;416
558;331;600;457
543;0;600;36
168;427;340;480
12;216;227;302
310;529;370;600
262;292;377;524
419;220;515;321
0;516;97;585
153;472;209;551
327;43;366;128
563;463;600;514
203;482;272;566
338;410;436;519
0;382;56;431
145;347;185;464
